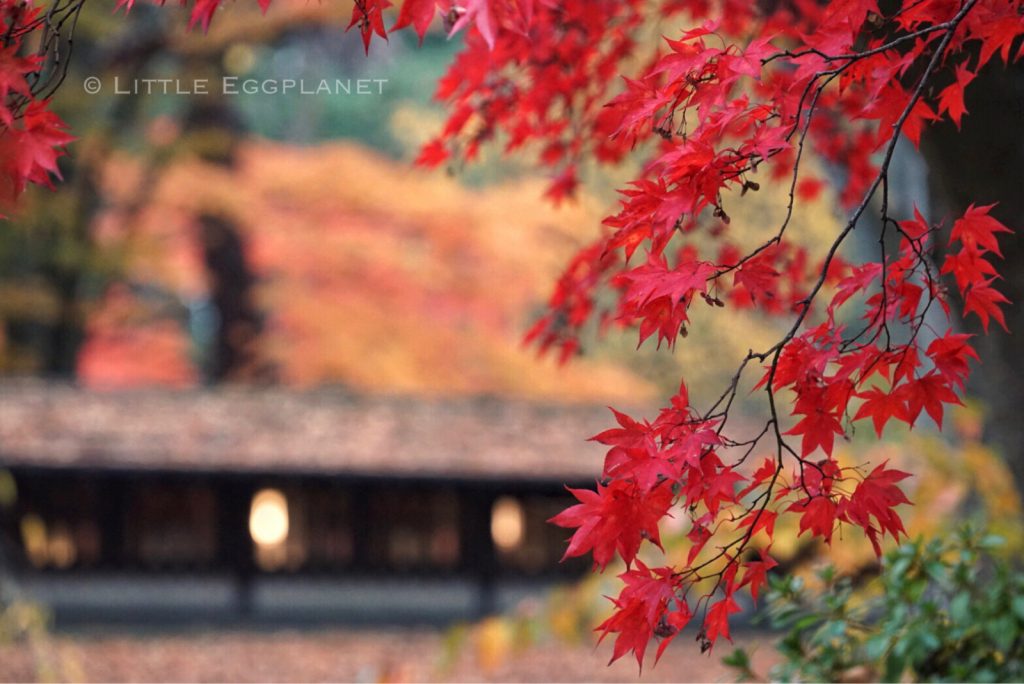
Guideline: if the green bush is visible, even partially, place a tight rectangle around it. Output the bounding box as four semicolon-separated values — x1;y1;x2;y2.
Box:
725;528;1024;682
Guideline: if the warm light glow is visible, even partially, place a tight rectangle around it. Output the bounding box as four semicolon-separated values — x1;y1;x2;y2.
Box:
20;514;48;568
249;489;289;546
491;497;525;551
48;523;76;569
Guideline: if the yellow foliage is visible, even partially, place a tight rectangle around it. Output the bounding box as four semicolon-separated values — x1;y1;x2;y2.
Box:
474;617;513;675
795;404;1023;574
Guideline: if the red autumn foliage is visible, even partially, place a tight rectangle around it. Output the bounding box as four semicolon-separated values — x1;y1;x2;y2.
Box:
3;0;1021;669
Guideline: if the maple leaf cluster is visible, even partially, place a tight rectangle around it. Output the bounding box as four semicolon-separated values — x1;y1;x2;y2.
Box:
402;0;1020;667
0;0;75;211
2;0;1022;670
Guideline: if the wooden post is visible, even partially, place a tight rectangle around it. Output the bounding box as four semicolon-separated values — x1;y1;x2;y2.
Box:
99;475;125;568
216;478;255;617
350;483;372;572
461;490;497;618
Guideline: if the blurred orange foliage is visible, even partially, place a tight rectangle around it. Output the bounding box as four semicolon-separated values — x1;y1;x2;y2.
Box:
81;141;655;404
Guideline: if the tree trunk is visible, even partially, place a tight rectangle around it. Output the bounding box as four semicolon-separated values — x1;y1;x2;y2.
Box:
198;213;267;382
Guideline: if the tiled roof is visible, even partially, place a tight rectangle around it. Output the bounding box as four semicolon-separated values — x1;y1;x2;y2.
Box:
0;382;626;482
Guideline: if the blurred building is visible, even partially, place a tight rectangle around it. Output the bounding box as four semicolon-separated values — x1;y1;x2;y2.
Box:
0;382;607;626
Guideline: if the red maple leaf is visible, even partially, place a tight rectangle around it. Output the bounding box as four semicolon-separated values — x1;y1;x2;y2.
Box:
347;0;392;54
845;461;912;551
963;279;1011;332
854;386;912;438
391;0;438;42
447;0;497;49
926;333;979;390
597;561;682;669
949;204;1013;258
704;596;741;645
737;508;777;540
978;15;1024;67
188;0;222;32
785;408;844;457
732;256;780;305
829;262;882;315
550;480;673;569
937;63;974;128
2;102;73;194
739;548;778;603
902;372;962;427
941;246;999;293
788;495;839;543
602;442;682;493
414;138;450;167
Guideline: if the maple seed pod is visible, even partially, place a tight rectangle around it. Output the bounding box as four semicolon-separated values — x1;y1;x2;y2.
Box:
697;630;712;654
654;615;677;638
443;6;466;33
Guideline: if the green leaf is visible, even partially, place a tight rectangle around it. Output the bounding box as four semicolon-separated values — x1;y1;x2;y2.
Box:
979;534;1006;549
987;615;1018;652
793;614;820;632
722;648;750;670
907;578;928;603
888;556;912;585
884;652;907;682
917;629;940;653
951;592;971;624
1011;596;1024;622
817;619;847;643
924;559;947;584
865;635;890;661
